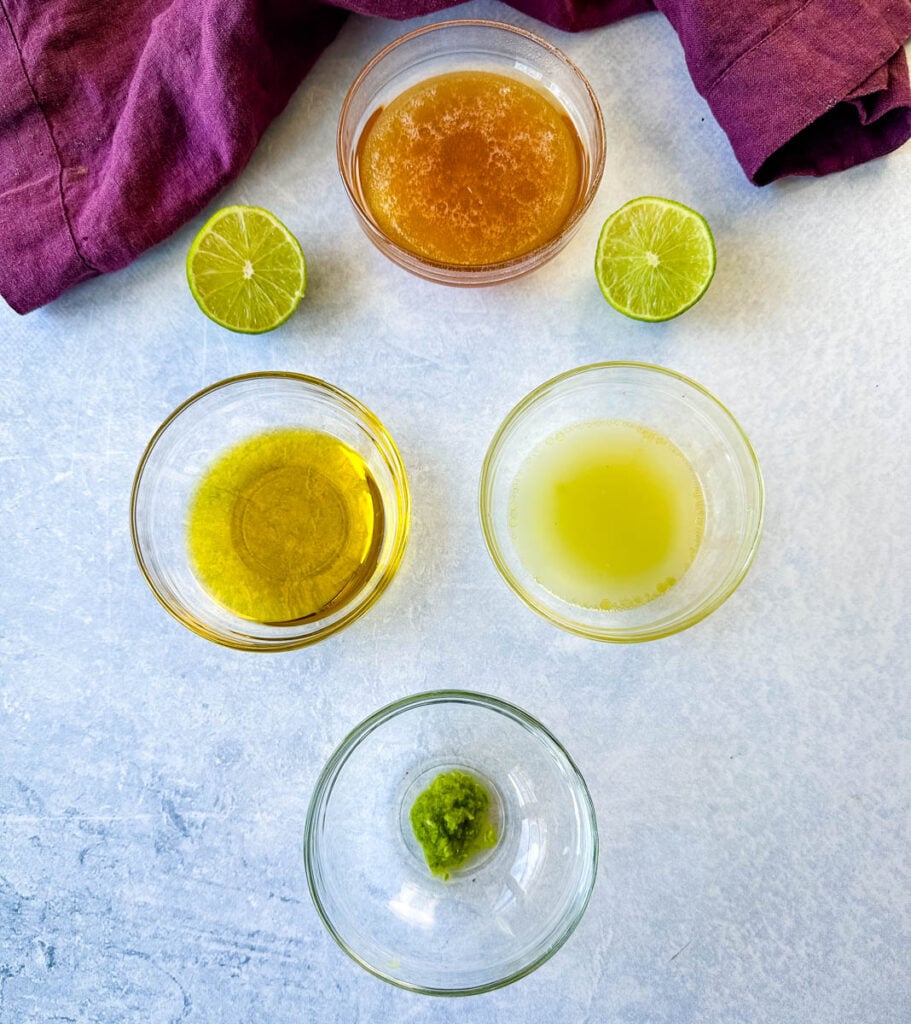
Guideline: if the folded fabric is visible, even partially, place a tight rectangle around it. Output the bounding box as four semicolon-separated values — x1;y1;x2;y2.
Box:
651;0;911;184
1;0;910;314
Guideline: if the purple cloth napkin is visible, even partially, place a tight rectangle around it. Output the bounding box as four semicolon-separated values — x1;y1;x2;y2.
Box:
1;0;910;314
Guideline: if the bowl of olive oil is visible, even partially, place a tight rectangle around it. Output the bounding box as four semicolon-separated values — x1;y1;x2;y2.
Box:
131;372;410;650
480;363;764;641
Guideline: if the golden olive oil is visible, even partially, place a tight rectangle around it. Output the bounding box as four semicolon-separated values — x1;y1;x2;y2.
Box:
187;428;384;624
357;70;584;265
509;420;705;610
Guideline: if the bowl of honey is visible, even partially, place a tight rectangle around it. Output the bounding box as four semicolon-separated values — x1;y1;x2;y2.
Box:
131;372;410;651
479;363;764;641
337;19;605;285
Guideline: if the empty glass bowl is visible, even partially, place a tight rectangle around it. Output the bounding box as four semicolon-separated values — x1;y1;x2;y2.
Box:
480;362;764;641
130;372;410;651
304;691;598;994
337;19;605;285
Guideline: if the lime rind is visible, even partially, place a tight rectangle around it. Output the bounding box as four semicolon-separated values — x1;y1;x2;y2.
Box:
186;205;307;334
594;196;716;322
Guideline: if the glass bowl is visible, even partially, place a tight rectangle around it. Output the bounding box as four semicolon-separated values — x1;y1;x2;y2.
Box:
304;690;598;995
130;372;410;651
337;19;605;286
479;362;764;642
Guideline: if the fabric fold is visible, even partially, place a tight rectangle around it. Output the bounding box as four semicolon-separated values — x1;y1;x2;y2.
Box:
0;0;346;315
658;0;911;184
0;3;97;313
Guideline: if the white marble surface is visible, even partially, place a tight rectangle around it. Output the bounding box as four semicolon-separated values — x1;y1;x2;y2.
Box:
2;3;910;1020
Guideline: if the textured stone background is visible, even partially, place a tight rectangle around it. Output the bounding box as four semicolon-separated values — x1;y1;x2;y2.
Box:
2;3;909;1021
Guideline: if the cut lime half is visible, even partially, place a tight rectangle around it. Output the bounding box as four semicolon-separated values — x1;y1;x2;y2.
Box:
595;197;716;322
186;205;306;333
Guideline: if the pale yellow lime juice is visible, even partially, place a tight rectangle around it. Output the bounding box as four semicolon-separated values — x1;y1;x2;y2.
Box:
509;420;705;610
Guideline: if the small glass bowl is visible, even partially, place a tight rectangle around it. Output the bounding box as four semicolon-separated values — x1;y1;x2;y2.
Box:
304;690;598;995
479;362;764;642
337;19;605;286
130;372;410;651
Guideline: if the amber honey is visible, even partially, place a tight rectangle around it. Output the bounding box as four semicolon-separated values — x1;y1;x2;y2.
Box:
356;70;585;266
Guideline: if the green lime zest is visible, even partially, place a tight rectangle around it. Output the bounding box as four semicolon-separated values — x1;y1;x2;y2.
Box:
186;204;306;334
410;770;498;880
595;196;716;322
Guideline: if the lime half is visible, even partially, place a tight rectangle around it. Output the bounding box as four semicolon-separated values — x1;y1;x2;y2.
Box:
595;197;716;322
186;205;306;333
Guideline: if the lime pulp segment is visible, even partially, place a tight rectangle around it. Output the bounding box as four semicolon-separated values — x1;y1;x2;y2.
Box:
186;205;306;333
595;197;716;322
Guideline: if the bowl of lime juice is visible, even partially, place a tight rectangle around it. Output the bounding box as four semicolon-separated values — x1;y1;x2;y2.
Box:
480;362;764;641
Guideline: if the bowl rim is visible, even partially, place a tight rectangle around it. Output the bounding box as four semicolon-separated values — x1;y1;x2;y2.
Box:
303;688;599;996
130;370;411;652
336;18;606;281
478;361;765;643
